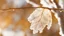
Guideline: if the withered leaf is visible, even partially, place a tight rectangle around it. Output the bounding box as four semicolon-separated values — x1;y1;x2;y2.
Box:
28;8;52;34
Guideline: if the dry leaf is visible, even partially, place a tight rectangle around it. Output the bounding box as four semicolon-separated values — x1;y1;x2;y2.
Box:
28;8;52;34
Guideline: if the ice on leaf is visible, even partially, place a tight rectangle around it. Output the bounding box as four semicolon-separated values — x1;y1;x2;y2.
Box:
28;8;52;34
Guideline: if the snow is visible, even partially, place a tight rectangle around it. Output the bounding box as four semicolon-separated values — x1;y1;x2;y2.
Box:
2;30;25;36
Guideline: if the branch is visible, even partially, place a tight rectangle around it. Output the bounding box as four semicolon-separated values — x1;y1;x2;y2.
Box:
0;7;64;11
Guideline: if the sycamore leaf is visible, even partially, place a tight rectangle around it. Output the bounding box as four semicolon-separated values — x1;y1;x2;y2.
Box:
28;8;52;34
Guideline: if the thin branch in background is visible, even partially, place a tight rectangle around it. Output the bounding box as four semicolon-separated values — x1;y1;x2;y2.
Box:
0;7;64;11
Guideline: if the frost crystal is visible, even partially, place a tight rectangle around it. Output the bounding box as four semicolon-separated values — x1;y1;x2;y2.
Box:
28;8;52;34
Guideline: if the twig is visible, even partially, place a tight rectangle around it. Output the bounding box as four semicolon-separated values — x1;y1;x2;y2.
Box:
0;7;64;10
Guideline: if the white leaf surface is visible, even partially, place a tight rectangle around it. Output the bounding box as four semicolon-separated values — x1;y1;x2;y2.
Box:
28;8;52;34
40;0;57;8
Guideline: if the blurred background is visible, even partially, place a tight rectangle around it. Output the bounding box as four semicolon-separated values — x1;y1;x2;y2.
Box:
0;0;62;36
